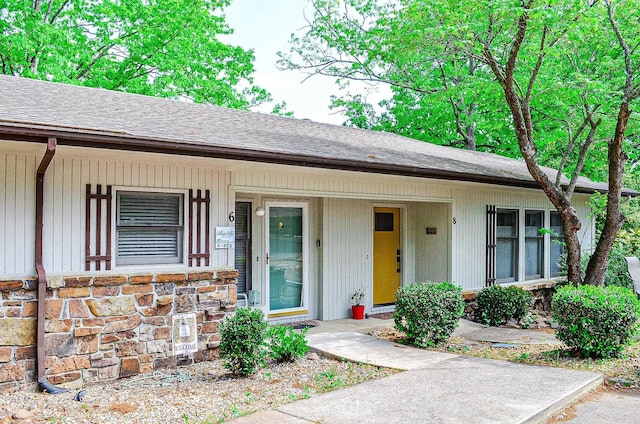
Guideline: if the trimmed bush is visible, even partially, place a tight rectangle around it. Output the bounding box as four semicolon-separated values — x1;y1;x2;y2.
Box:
394;281;465;347
475;285;534;327
219;308;268;376
267;324;309;362
552;284;640;358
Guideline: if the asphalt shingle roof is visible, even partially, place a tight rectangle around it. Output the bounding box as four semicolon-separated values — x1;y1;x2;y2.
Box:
0;75;631;195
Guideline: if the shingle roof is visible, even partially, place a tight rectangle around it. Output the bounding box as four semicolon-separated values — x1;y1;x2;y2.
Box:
0;75;633;195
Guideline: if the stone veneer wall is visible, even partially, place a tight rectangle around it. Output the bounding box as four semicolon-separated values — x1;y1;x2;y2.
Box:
0;270;237;392
462;281;557;320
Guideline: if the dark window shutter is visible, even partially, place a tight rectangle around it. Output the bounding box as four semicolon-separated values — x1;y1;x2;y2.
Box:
234;202;252;294
188;189;210;267
486;205;496;287
85;184;113;270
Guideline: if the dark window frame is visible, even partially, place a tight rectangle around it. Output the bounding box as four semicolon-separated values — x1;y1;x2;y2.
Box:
525;210;545;280
116;191;184;266
496;209;519;283
550;211;566;277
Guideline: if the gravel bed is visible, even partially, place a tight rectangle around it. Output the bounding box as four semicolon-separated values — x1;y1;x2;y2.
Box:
371;327;640;392
0;355;395;423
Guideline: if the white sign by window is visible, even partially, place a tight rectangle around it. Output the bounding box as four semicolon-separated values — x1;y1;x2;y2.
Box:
172;313;197;355
215;226;235;248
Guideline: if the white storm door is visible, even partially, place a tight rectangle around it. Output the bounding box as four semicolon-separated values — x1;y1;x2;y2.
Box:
265;201;308;314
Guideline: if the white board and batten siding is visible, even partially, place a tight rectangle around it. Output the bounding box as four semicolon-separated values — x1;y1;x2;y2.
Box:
0;143;38;276
321;198;373;320
234;165;457;320
232;164;454;201
2;141;597;322
450;185;595;290
0;142;234;277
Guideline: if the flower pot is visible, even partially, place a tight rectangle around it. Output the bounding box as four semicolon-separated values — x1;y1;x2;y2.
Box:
352;305;365;320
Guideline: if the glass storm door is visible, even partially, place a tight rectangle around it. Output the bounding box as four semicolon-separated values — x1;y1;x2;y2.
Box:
266;203;307;313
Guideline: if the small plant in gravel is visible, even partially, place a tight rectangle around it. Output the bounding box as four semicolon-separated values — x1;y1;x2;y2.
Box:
552;284;640;358
314;367;344;392
267;324;310;362
475;285;534;327
219;307;268;376
394;281;465;347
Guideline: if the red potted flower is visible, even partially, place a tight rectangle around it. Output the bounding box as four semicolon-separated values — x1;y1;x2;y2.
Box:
351;287;365;320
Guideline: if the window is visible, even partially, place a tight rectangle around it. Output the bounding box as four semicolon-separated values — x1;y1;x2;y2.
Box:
116;191;184;265
550;212;565;277
525;210;544;280
375;212;394;231
488;206;560;284
496;209;518;282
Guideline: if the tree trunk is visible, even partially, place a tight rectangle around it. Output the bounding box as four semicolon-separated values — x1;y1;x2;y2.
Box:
489;42;585;285
465;103;477;151
561;207;583;285
583;102;630;286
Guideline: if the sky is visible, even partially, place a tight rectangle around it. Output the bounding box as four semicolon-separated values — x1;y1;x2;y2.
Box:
223;0;389;125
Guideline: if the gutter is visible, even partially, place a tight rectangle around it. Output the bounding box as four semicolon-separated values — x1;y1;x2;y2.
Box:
2;125;637;197
35;137;68;394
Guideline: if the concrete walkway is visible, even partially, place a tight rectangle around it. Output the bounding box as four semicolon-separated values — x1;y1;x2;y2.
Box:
230;318;608;423
550;389;640;423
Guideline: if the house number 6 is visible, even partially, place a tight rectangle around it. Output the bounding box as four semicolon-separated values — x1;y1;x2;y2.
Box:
228;212;235;223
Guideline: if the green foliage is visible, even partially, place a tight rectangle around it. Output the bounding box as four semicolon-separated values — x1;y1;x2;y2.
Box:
394;281;464;347
282;1;640;285
560;238;635;291
552;285;640;358
1;0;269;109
603;245;635;290
219;308;268;376
281;0;639;182
475;285;534;327
313;367;344;393
581;192;639;289
266;324;309;363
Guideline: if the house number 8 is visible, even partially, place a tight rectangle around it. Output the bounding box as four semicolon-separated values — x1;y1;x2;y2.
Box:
228;212;235;222
453;217;457;224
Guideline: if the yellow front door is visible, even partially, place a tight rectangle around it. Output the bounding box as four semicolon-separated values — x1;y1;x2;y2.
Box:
373;207;400;305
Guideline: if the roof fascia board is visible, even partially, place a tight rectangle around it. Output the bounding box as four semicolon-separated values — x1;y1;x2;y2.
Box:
0;125;624;196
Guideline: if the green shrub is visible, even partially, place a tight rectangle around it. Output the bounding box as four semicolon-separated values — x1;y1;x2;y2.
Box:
267;324;309;362
569;246;634;290
219;308;268;376
604;246;634;290
552;284;640;358
394;281;464;347
475;285;534;327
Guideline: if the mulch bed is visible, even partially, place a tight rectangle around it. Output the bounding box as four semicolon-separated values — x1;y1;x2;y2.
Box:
367;312;394;320
289;320;319;330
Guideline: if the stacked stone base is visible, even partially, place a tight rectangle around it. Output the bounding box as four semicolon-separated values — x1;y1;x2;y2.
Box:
0;270;237;392
462;281;558;322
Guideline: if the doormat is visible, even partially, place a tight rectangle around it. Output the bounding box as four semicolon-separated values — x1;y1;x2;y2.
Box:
289;320;319;330
367;312;394;320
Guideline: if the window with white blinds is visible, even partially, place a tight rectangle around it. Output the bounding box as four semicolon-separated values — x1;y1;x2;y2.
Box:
116;192;184;265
